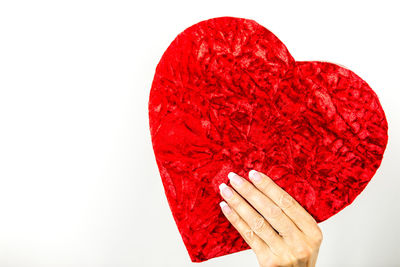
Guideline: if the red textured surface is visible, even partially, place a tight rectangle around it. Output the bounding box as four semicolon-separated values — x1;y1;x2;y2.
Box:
148;17;388;262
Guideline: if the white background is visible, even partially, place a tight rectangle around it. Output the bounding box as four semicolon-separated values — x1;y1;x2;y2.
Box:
0;1;399;266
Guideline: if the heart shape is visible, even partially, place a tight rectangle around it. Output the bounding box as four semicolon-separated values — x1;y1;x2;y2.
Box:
148;17;388;262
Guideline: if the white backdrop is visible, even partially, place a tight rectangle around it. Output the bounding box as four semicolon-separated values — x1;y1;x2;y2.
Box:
0;1;399;266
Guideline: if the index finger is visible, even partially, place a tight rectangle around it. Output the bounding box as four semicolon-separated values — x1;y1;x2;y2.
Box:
248;170;321;238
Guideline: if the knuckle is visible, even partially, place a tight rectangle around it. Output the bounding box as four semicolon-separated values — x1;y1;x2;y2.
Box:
279;193;296;210
294;245;313;260
310;227;323;245
235;218;254;244
307;226;323;247
251;217;267;234
280;254;296;267
244;229;255;243
266;205;282;219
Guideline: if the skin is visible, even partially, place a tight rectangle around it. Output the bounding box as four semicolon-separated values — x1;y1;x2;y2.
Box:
219;170;323;267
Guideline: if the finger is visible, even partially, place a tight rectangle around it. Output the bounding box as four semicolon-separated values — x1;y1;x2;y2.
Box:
228;172;303;240
219;183;288;256
219;201;274;260
249;170;322;238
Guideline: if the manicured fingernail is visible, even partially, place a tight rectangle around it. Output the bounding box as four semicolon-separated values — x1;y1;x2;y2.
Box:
220;201;232;214
219;183;233;199
249;170;262;183
228;172;243;186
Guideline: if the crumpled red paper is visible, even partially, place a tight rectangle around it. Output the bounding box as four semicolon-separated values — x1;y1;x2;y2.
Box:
148;17;388;262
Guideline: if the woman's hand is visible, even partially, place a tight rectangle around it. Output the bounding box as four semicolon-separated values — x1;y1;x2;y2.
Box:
219;170;323;267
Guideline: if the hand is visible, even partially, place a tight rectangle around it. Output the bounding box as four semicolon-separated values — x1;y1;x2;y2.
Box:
219;170;323;267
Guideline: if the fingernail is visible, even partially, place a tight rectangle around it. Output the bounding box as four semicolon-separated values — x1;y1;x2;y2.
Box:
249;170;262;183
228;172;243;186
220;201;232;214
219;183;233;199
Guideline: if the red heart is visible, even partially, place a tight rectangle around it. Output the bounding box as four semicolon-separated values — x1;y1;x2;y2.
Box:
148;17;388;262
